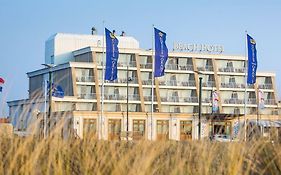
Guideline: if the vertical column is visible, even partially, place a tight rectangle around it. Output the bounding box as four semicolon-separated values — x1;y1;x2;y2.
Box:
92;51;101;111
154;78;162;112
135;54;145;112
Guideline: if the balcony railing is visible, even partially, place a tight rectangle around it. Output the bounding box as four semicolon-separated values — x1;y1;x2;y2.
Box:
117;61;137;68
202;98;212;103
158;80;196;87
143;95;157;101
203;81;215;87
104;94;126;100
218;67;245;73
258;84;273;89
224;98;244;104
128;94;140;101
78;93;96;99
142;80;152;85
197;65;213;71
76;76;94;82
247;98;257;104
139;63;152;69
166;64;193;71
107;77;138;84
264;99;275;105
161;96;198;103
221;82;244;88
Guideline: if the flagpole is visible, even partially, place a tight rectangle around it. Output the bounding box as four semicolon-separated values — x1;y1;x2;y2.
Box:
44;80;47;139
257;88;259;133
101;20;105;140
244;30;248;141
151;24;155;140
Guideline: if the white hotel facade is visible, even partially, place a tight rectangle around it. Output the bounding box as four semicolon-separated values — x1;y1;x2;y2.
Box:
7;33;281;140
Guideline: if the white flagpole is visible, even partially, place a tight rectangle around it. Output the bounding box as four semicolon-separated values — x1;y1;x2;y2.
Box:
244;30;248;141
151;24;155;140
44;79;47;139
101;20;105;140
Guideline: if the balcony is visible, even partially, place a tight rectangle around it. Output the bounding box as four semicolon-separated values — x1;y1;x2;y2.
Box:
264;99;275;105
202;98;212;103
142;80;152;85
158;80;196;87
139;63;152;69
143;95;157;101
78;93;96;99
181;81;196;87
247;98;257;104
197;65;213;71
258;84;273;89
203;81;215;87
166;64;193;71
128;94;140;101
110;78;138;84
224;98;244;104
117;61;137;68
76;76;94;82
221;82;243;88
218;67;245;73
161;96;198;103
104;94;126;100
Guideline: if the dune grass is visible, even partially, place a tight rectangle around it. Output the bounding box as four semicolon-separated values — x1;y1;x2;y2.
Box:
0;133;280;175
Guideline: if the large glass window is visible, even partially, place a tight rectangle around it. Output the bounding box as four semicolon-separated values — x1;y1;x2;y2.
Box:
156;120;169;140
108;119;121;140
133;120;146;140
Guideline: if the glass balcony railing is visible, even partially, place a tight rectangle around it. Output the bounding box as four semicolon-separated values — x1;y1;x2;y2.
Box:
166;64;193;71
76;76;94;82
221;82;244;88
142;80;152;85
203;81;215;87
247;98;257;104
139;63;152;69
161;96;198;103
104;94;126;100
77;93;96;99
224;98;244;104
258;84;273;89
218;67;245;73
197;65;213;71
158;80;196;87
143;95;157;101
264;99;275;105
106;77;138;84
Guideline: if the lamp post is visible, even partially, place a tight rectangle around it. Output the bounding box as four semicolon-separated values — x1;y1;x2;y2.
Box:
194;70;203;140
42;64;54;138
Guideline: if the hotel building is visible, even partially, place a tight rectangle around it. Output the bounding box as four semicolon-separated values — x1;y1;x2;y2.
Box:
7;33;281;140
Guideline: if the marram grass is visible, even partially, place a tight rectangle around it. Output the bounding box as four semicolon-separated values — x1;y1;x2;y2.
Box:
0;133;280;175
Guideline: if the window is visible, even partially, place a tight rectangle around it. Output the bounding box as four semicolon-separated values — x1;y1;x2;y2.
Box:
83;119;97;138
133;120;146;140
157;120;169;140
180;121;192;140
108;119;121;140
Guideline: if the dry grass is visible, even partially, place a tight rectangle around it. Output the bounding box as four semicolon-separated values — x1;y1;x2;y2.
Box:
0;133;280;175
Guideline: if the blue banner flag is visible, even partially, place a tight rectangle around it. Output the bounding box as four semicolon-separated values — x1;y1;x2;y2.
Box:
105;28;119;81
47;81;64;98
247;34;257;84
154;28;168;77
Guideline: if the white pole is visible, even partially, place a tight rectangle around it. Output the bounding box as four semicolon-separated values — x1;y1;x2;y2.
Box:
44;79;47;139
101;21;105;140
151;24;155;140
244;30;248;141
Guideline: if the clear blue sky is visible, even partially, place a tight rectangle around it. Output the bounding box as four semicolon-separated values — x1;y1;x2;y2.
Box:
0;0;281;115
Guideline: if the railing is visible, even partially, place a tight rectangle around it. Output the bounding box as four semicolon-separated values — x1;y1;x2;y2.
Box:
142;80;152;85
117;61;137;68
218;67;245;73
247;98;257;104
139;63;152;69
258;84;273;89
143;95;157;101
264;99;275;105
76;76;94;82
203;81;215;87
128;94;140;101
78;93;96;99
165;64;194;71
197;65;213;71
202;98;212;103
104;94;126;100
158;80;196;87
220;82;244;88
108;77;138;84
161;96;198;103
224;99;244;104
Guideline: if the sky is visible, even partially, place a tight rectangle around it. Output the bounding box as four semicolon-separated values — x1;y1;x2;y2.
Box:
0;0;281;116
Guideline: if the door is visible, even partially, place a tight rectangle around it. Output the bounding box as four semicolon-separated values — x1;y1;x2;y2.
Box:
157;120;169;140
108;119;121;140
83;119;97;139
133;120;146;140
180;121;192;140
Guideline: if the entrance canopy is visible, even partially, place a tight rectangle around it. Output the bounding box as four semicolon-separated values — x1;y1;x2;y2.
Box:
202;113;243;121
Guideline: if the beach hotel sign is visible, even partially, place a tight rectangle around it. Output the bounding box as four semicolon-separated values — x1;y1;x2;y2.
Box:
173;42;224;54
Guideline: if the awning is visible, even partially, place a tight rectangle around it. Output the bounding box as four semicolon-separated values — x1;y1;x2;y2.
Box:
249;120;281;128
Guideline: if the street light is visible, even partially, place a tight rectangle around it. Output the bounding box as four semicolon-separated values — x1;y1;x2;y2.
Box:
194;70;203;140
42;63;55;138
